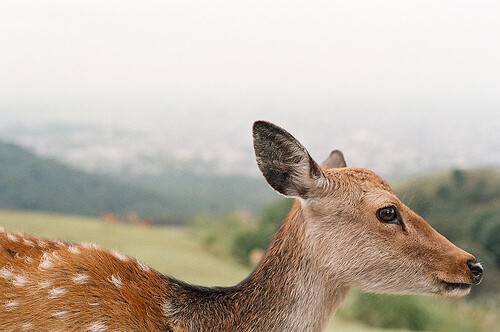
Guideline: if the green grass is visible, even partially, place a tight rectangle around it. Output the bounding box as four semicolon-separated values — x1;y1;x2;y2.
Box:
0;210;248;287
1;210;494;332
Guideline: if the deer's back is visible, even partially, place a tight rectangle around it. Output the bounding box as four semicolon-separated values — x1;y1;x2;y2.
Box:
0;228;173;332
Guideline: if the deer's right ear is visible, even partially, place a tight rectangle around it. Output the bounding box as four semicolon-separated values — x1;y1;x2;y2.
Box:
253;121;326;199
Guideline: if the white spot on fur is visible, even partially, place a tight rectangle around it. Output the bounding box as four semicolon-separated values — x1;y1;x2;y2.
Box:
68;246;81;254
51;251;61;261
39;280;52;289
87;321;107;332
25;256;33;264
37;240;48;248
39;253;54;270
0;267;14;279
48;287;67;299
13;274;29;287
7;233;18;242
21;322;33;331
110;274;122;287
23;238;35;246
111;250;128;262
81;242;99;250
56;241;67;247
52;310;69;319
5;300;19;311
137;260;150;272
73;273;91;284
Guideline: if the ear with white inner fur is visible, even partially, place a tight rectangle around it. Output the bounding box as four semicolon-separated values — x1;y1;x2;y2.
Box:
253;121;326;198
321;150;347;169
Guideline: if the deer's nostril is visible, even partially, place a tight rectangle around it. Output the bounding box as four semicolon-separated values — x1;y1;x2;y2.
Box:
467;260;483;284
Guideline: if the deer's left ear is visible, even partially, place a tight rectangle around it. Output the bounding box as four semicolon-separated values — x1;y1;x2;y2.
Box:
253;121;327;199
322;150;347;169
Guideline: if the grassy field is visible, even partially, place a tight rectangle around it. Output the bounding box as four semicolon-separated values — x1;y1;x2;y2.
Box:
4;209;492;332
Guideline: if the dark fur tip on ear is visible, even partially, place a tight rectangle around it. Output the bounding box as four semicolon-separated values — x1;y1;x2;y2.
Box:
252;121;296;144
321;150;347;169
253;120;269;132
252;120;324;198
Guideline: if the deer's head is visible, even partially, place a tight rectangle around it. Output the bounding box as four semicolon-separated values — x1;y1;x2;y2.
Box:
253;120;482;297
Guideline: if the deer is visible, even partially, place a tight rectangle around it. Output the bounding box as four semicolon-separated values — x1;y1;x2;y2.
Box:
0;120;483;331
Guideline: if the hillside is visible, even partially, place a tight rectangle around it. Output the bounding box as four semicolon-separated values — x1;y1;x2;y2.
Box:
118;171;276;216
0;141;276;222
0;141;183;221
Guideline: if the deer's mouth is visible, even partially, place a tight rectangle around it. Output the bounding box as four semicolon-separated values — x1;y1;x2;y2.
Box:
436;279;472;297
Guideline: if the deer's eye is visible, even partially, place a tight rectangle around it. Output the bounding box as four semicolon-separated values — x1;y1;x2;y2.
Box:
377;206;399;224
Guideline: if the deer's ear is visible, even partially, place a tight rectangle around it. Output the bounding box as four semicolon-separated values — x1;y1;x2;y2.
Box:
321;150;347;169
253;121;325;198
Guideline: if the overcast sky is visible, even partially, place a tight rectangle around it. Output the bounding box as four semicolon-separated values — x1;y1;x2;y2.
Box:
1;0;499;130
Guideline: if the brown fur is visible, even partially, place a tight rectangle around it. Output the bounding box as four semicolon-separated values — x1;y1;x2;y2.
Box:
0;121;482;331
0;231;171;331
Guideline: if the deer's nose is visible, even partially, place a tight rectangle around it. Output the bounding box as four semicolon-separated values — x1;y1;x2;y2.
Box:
467;260;483;284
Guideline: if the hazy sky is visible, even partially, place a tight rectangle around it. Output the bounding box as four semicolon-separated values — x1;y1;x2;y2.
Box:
1;0;499;129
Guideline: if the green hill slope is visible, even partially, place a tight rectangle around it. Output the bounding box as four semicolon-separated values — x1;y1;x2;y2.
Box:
119;171;276;216
0;210;248;286
0;141;276;221
0;141;180;220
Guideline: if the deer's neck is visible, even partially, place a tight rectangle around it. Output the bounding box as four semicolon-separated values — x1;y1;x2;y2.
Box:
238;202;350;331
162;201;350;331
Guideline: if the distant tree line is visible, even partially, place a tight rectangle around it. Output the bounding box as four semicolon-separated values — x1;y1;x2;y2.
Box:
0;140;275;224
0;141;186;222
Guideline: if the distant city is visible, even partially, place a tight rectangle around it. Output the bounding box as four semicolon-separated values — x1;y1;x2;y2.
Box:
2;108;499;182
